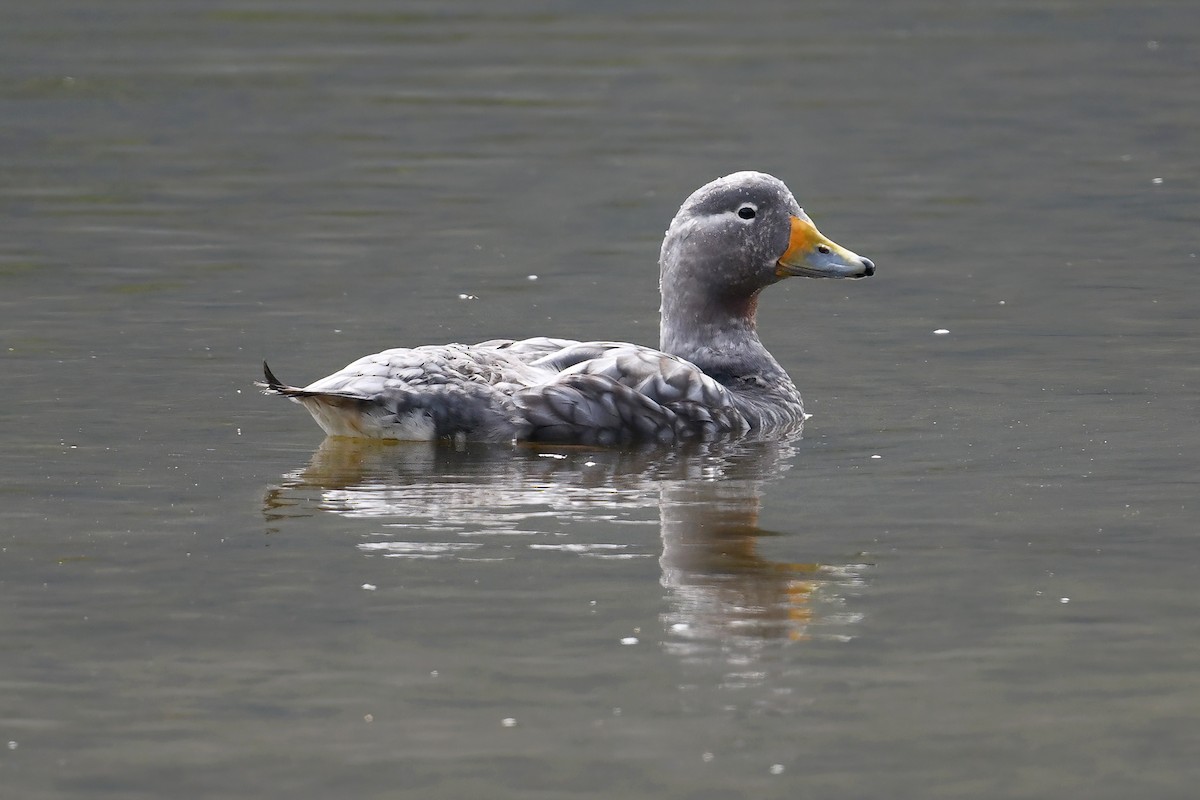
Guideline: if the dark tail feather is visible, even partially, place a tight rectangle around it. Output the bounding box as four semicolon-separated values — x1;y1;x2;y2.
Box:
257;361;298;395
257;361;367;408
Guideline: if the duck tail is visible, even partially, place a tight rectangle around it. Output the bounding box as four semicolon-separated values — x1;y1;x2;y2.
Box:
257;361;306;396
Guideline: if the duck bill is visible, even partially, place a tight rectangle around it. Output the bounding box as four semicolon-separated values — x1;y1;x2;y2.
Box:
775;215;874;279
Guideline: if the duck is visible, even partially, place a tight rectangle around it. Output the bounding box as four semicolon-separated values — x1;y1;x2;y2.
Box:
259;171;874;445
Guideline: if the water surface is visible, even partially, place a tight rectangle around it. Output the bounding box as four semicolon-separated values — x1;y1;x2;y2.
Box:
3;1;1198;798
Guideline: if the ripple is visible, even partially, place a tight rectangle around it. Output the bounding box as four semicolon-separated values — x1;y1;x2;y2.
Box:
357;541;484;559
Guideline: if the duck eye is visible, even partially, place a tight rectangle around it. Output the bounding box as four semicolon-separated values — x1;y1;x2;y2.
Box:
817;244;831;254
737;205;756;220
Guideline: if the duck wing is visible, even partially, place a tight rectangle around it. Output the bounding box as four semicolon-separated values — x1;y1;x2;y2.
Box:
475;336;585;364
261;340;749;443
516;344;750;444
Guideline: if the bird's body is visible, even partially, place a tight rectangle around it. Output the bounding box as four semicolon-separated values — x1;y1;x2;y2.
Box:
260;171;874;444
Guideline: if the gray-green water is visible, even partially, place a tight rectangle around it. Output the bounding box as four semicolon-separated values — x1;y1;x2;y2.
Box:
3;2;1198;798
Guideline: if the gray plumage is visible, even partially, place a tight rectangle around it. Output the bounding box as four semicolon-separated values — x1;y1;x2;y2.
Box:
259;171;874;443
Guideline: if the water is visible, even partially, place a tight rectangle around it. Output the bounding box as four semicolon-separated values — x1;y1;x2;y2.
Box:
3;1;1199;798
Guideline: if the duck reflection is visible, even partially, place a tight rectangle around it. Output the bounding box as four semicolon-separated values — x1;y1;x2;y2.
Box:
264;437;867;658
659;470;867;662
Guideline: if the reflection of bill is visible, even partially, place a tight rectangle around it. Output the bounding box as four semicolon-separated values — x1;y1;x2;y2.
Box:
263;437;868;655
660;476;868;662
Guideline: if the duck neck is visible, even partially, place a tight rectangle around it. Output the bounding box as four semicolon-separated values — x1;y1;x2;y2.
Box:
659;284;787;385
